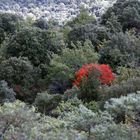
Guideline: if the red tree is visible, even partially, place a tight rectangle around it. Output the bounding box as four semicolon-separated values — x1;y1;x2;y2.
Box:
73;63;115;86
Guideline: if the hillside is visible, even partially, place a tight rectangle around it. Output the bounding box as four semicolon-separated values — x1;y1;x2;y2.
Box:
0;0;116;24
0;0;140;140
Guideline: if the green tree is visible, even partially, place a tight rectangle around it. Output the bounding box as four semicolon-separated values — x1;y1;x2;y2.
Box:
0;13;24;44
67;24;109;50
67;6;96;28
33;18;49;30
4;27;64;66
99;31;140;70
101;0;140;31
78;69;101;102
34;91;62;115
0;57;41;102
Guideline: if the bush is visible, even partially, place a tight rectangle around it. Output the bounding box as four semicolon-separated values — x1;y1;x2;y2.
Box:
0;100;87;140
103;13;123;33
0;57;34;85
67;24;109;49
52;97;83;117
78;70;101;102
114;67;140;84
92;123;139;140
0;98;140;140
34;91;62;115
48;40;99;94
84;101;100;112
0;80;16;104
104;92;140;123
4;27;64;66
101;0;140;31
99;31;140;70
0;13;24;44
0;57;41;102
72;63;114;102
63;86;80;100
66;6;96;28
98;77;140;104
33;19;49;30
73;63;114;86
59;99;140;140
60;104;113;133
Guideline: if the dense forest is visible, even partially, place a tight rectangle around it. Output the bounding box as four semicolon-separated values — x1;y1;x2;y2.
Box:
0;0;140;139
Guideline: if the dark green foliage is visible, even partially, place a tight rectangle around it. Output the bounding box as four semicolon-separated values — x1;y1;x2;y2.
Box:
0;57;41;102
103;13;122;33
99;31;140;70
33;19;49;29
0;0;139;139
0;28;5;44
34;91;62;115
0;57;34;85
0;13;23;44
0;80;16;104
60;26;72;43
78;69;101;102
98;77;140;104
67;24;109;49
4;27;64;66
48;78;71;95
102;0;140;31
66;6;96;28
0;13;23;33
47;40;99;94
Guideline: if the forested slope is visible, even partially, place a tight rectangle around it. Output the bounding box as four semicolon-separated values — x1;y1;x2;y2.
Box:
0;0;140;139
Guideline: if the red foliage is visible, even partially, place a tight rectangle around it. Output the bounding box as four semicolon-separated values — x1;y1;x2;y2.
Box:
73;63;115;86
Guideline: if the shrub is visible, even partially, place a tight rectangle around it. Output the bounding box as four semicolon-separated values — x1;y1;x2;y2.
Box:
78;70;101;101
0;57;41;102
60;104;113;133
48;40;99;94
103;13;123;33
101;0;140;31
4;27;64;66
0;100;87;140
0;80;16;104
92;123;139;140
99;31;140;70
85;101;100;112
73;63;114;86
0;57;34;85
0;99;140;140
98;77;140;104
104;92;140;123
66;6;96;28
34;91;62;115
59;100;140;140
114;67;140;84
52;97;83;117
33;19;49;30
67;24;109;49
72;63;114;101
0;13;24;44
63;86;80;100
